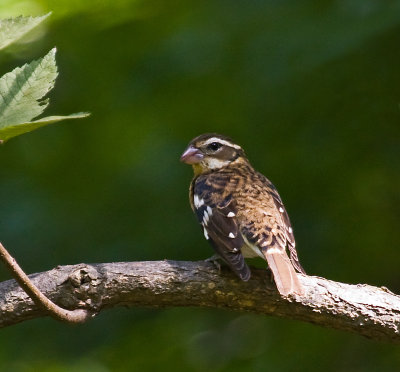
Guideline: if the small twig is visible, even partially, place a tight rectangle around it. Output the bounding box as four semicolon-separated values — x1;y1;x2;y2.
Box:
0;242;93;323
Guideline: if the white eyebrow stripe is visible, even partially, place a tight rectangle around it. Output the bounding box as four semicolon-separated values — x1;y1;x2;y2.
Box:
202;137;242;150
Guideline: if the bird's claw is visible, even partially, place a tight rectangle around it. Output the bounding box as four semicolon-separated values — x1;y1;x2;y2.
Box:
205;254;222;273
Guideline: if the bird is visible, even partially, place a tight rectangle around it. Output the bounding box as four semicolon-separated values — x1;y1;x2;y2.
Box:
180;133;305;296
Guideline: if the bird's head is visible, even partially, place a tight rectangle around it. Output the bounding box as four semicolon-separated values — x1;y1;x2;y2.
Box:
180;133;246;175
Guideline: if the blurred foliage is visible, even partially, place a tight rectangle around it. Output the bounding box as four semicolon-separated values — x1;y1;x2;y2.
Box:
0;0;399;371
0;13;49;49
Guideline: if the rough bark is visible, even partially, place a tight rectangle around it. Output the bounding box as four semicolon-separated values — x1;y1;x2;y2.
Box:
0;260;399;342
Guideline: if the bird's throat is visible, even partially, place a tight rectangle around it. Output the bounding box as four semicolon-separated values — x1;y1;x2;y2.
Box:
192;163;205;176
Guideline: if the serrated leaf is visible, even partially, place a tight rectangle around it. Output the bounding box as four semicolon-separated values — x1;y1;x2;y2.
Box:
0;112;90;142
0;48;58;128
0;13;51;51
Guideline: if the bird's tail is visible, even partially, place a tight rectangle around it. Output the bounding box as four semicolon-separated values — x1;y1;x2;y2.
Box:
264;248;304;296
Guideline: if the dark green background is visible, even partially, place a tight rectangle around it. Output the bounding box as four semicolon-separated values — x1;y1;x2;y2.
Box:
0;0;399;370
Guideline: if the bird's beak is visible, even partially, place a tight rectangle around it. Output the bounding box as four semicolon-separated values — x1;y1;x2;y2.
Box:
180;146;204;164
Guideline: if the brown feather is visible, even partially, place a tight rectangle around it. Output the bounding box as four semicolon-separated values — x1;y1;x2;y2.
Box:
264;249;304;296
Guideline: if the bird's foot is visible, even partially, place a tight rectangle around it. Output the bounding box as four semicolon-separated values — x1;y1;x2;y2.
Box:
205;254;222;273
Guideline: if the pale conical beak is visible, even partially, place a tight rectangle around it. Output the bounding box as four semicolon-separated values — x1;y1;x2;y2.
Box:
180;146;204;164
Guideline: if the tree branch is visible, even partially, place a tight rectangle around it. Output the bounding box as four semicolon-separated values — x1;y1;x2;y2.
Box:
0;243;92;323
0;260;399;342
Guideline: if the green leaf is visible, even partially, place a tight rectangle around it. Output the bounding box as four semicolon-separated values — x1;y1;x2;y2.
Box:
0;48;58;127
0;112;90;142
0;48;90;142
0;13;51;51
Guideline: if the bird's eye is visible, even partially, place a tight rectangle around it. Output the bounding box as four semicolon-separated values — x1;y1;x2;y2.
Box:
207;142;222;151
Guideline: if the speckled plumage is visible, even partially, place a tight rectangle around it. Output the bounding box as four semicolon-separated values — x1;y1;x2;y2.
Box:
182;133;305;296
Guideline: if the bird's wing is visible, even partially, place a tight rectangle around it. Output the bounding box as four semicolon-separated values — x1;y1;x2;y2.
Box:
267;182;305;274
238;175;304;295
192;177;251;281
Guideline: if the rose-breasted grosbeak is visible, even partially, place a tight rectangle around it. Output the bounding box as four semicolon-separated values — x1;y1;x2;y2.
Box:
181;133;305;296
